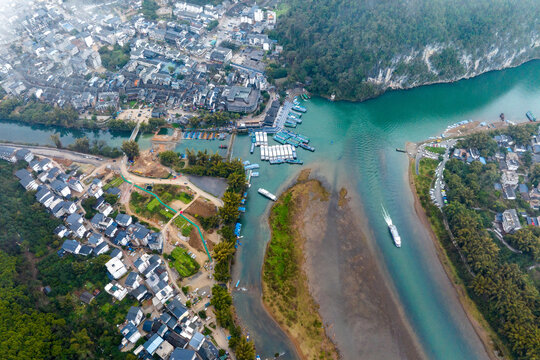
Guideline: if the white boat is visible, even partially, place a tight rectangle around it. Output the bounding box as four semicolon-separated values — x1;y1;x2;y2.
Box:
382;206;401;247
258;188;277;201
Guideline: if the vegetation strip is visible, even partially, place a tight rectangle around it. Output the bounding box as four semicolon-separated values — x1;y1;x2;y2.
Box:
120;173;212;261
262;172;338;360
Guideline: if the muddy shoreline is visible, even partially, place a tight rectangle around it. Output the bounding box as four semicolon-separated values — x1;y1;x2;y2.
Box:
407;158;499;360
262;168;426;360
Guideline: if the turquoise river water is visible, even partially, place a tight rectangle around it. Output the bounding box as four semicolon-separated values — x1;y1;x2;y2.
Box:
3;60;540;359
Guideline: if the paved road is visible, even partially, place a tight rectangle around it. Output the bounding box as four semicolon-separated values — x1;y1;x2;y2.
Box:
0;142;103;166
119;157;224;207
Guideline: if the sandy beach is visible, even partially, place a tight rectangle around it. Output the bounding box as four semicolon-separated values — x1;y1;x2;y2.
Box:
279;169;427;360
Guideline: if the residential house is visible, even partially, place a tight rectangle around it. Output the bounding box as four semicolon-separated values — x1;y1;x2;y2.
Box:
126;306;144;326
188;332;205;351
15;149;34;163
506;152;520;171
143;334;164;356
167;297;188;322
68;179;84;192
79;245;93;256
105;282;128;300
91;213;114;231
121;323;142;344
51;179;71;197
147;232;164;252
54;224;69;238
169;348;196;360
105;257;128;279
502;209;522;233
105;223;118;238
88;232;104;247
19;174;38;191
62;239;81;254
37;158;53;172
125;272;141;290
503;185;516;200
0;146;17;162
110;247;122;259
501;171;519;187
93;241;110;256
116;213;132;227
130;284;149;301
114;230;129;246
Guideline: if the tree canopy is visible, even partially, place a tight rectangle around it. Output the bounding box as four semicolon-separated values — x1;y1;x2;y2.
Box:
274;0;540;100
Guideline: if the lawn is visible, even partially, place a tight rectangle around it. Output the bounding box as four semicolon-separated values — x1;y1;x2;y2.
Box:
153;184;193;205
178;192;193;204
103;176;124;190
174;216;193;237
130;191;173;223
425;146;446;155
169;247;200;278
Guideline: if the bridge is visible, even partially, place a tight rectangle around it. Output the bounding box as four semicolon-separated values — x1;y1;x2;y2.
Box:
129;122;141;141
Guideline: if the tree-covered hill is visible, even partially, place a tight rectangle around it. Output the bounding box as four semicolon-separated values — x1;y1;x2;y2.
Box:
273;0;540;101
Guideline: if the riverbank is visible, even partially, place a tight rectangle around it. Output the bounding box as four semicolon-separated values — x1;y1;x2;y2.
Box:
408;157;504;360
262;169;339;360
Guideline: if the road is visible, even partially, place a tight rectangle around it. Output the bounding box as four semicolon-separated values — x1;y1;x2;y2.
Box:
0;142;103;166
119;156;224;208
426;139;457;208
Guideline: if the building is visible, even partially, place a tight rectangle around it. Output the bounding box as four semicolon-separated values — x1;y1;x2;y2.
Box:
126;306;144;326
105;282;128;300
170;348;197;360
502;209;522;233
0;146;17;162
15;149;34;163
143;334;164;356
121;323;142;344
61;239;81;254
105;257;128;279
222;86;260;113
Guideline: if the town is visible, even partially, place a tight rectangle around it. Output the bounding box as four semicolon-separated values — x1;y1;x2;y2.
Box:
0;142;241;360
0;0;281;127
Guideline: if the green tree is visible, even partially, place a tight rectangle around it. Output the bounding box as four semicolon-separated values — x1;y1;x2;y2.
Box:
159;151;179;167
122;140;140;160
235;336;256;360
50;133;63;148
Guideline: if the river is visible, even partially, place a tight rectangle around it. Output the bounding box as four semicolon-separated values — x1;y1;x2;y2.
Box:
3;61;540;359
230;60;540;360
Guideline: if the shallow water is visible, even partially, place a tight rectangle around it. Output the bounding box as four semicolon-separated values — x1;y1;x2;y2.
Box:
231;60;540;359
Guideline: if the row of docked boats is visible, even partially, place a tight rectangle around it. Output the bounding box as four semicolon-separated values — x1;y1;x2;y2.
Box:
182;131;226;140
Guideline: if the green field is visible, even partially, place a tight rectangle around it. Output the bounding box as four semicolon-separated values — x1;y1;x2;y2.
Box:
174;216;193;237
425;146;446;155
178;192;193;204
169;247;200;278
103;176;124;190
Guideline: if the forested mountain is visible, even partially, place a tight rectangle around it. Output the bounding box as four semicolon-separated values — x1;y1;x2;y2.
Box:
273;0;540;101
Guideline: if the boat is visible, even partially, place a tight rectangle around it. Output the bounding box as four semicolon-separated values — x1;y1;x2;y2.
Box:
258;188;277;201
382;206;401;247
299;143;315;152
286;159;303;164
250;143;255;154
219;145;227;149
526;111;536;122
292;105;307;113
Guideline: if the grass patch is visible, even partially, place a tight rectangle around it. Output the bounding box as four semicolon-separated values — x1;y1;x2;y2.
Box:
169;247;200;278
174;216;193;237
262;180;338;359
103;176;123;190
425;146;446;155
178;192;193;204
129;191;173;223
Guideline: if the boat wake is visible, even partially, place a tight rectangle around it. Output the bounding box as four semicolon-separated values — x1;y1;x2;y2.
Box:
382;205;393;226
382;205;401;248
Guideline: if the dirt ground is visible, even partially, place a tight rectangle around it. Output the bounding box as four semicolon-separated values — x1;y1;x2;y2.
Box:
130;150;170;178
185;198;218;218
